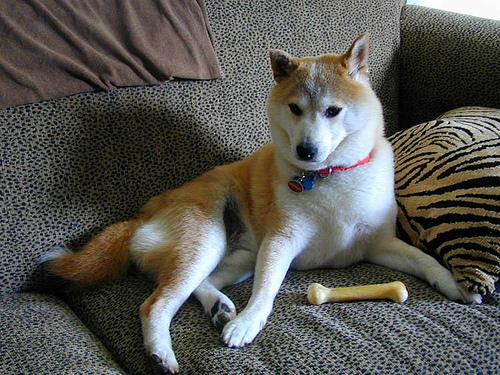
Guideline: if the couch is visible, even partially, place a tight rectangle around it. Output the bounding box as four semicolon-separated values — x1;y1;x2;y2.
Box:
1;1;499;374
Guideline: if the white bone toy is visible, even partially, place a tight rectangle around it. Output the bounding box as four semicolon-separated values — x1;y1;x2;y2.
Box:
307;281;408;305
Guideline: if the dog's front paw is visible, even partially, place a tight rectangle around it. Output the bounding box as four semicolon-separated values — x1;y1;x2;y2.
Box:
221;311;267;348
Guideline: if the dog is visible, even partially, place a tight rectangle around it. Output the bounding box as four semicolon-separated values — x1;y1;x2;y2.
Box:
44;33;481;374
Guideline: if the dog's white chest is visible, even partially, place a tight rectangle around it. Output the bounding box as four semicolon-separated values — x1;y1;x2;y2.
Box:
282;169;394;270
291;192;366;269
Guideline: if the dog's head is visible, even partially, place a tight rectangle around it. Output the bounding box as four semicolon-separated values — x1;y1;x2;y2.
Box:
267;33;384;170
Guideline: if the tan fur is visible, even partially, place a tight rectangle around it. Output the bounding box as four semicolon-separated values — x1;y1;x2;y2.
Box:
138;146;283;294
49;144;279;287
48;220;136;284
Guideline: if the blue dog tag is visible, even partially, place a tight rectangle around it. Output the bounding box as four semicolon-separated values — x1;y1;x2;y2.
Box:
301;175;316;190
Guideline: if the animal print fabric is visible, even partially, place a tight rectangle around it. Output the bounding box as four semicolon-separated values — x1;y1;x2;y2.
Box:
64;265;500;374
390;107;500;295
0;293;125;374
1;0;404;294
399;5;500;129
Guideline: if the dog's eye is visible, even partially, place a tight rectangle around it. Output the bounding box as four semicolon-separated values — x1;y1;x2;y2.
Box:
325;106;342;118
288;103;302;116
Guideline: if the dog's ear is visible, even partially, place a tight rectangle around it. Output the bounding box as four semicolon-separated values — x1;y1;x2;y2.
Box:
343;33;370;82
270;50;299;83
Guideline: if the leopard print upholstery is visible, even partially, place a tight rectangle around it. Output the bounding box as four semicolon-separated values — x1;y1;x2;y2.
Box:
63;265;500;374
0;293;124;374
400;5;500;129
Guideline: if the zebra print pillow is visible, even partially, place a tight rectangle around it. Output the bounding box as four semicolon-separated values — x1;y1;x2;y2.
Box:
390;107;500;295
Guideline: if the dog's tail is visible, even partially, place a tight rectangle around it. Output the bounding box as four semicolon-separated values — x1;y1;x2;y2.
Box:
42;220;137;285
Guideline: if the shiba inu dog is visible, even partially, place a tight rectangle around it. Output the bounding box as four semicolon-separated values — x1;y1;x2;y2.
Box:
45;33;480;374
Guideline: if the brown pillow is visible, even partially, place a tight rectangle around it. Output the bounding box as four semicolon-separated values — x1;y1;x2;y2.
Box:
389;107;500;295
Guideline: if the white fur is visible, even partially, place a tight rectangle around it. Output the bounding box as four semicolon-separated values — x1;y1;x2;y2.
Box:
39;244;71;264
139;223;227;373
131;221;170;255
194;248;256;327
130;220;171;272
223;218;314;347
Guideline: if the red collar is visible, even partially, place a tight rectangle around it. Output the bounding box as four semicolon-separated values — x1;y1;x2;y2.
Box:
288;152;372;193
316;152;372;176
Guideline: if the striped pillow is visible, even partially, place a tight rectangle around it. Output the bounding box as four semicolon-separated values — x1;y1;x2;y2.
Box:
389;107;500;295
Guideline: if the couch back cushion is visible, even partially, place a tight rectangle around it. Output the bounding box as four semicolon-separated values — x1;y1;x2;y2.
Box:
0;0;404;293
399;5;500;129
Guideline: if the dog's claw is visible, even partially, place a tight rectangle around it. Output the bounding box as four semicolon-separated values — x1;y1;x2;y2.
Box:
458;285;483;304
222;312;267;348
149;354;178;375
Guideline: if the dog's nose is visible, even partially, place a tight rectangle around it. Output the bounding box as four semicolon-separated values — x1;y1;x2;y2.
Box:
296;142;318;161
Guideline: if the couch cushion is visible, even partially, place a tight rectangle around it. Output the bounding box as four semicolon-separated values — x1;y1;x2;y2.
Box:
0;293;124;374
390;107;500;295
399;5;500;129
1;0;404;294
63;265;500;375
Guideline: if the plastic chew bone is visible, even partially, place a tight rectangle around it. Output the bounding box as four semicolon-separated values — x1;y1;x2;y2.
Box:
307;281;408;305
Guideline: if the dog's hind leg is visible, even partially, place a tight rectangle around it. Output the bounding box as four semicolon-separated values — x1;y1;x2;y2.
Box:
139;224;227;374
367;237;482;304
193;248;256;330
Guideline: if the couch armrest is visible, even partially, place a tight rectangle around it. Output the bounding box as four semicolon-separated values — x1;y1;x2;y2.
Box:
399;5;500;129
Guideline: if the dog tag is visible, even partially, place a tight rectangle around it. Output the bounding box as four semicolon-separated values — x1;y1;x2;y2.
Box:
288;178;304;193
301;175;316;190
288;175;316;192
